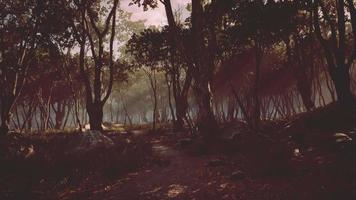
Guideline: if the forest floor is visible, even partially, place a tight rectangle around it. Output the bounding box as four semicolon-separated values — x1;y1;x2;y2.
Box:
61;127;356;200
2;104;356;200
61;131;244;200
1;128;356;200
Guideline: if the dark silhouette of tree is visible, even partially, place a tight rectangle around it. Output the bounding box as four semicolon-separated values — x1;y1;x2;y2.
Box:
0;0;72;134
222;0;300;128
131;0;236;138
126;27;193;131
312;0;356;105
67;0;119;131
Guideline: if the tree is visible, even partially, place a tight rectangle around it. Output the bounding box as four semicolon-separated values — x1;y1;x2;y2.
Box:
0;0;72;134
126;27;193;131
225;0;301;127
130;0;236;138
68;0;119;131
311;0;356;105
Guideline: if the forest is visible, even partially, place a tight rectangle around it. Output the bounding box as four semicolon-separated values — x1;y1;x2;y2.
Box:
1;0;356;199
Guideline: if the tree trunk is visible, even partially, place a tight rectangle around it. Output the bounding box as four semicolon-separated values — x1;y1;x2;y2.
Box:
227;96;236;121
122;103;132;126
313;0;355;106
87;102;103;131
165;74;176;124
75;0;118;132
332;66;354;105
193;79;218;137
174;96;188;131
20;101;35;133
54;102;66;129
191;0;219;138
152;88;158;131
294;36;315;111
253;44;262;129
0;94;16;134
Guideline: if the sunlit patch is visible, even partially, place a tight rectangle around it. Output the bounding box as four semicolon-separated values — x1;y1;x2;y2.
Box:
104;185;111;191
20;145;35;158
167;184;186;198
220;183;228;189
151;139;161;144
143;186;162;195
218;183;229;192
152;145;169;152
334;132;352;143
26;145;35;158
128;172;139;176
293;148;301;157
192;188;200;193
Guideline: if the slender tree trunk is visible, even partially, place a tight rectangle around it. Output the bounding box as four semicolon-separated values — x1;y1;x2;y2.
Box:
152;76;158;131
165;73;176;125
175;96;188;131
53;101;66;129
227;96;235;121
0;95;14;134
62;103;71;129
294;37;315;111
20;100;35;133
253;43;262;129
44;88;53;130
122;103;132;126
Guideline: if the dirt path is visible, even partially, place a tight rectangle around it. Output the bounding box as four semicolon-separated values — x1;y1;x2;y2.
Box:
63;134;239;200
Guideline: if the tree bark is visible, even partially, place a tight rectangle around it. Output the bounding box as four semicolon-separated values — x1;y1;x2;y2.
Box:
332;66;354;105
87;102;103;131
0;95;15;134
165;73;176;124
253;43;262;128
191;0;219;137
174;95;189;131
146;69;158;131
193;78;218;137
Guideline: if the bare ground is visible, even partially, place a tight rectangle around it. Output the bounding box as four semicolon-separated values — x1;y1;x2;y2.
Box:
59;129;356;200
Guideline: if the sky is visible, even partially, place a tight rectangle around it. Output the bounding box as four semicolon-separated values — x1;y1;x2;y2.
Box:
120;0;190;27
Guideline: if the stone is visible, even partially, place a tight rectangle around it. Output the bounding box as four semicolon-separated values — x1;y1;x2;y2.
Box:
230;170;245;180
179;138;193;147
73;130;114;153
221;129;240;141
206;159;225;167
334;132;352;143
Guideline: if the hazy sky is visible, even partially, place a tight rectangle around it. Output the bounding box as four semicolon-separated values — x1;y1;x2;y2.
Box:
120;0;190;27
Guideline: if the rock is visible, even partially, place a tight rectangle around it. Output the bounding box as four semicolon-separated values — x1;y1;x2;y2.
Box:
221;129;240;141
334;132;352;143
333;132;353;151
178;138;193;147
154;157;171;167
131;130;145;136
230;170;245;180
206;159;225;167
73;130;114;153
